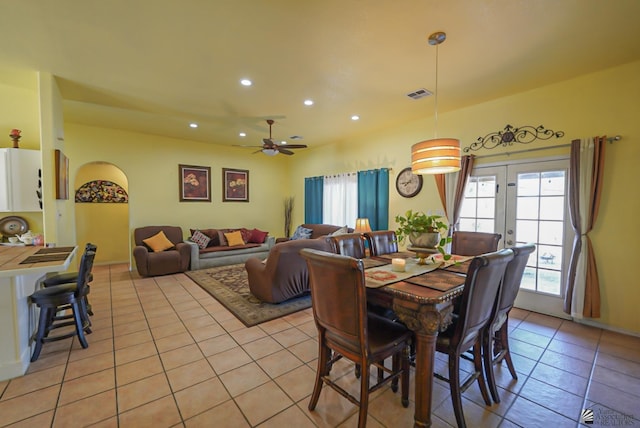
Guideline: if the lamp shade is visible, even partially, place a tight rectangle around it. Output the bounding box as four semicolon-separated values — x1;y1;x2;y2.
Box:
354;218;372;233
262;149;278;156
411;138;461;174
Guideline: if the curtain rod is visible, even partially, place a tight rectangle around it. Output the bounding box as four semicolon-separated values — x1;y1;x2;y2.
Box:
472;135;621;160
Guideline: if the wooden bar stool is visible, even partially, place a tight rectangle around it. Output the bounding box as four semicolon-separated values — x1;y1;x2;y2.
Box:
29;249;96;362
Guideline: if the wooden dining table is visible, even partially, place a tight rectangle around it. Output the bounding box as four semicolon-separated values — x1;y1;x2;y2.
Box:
365;253;471;428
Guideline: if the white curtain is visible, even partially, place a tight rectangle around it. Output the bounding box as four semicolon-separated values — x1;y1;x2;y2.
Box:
323;172;358;227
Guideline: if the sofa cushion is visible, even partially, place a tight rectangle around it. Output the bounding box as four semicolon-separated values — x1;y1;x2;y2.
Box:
143;230;175;252
329;226;349;236
239;228;253;243
291;225;313;240
191;230;211;249
249;228;269;244
199;243;261;253
190;228;220;247
225;230;245;246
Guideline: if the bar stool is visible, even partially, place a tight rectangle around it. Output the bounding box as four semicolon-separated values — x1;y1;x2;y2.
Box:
29;249;96;362
41;243;97;315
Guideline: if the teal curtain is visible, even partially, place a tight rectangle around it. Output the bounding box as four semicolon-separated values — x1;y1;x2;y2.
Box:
357;168;389;230
304;176;324;224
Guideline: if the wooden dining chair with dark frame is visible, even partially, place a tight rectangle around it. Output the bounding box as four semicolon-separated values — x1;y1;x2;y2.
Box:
300;248;412;428
483;243;536;403
451;231;502;256
434;248;514;428
363;230;399;257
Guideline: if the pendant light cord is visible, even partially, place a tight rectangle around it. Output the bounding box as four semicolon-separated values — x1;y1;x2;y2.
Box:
434;43;439;139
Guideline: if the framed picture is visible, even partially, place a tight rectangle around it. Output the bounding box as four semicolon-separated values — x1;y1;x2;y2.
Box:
179;164;211;202
222;168;249;202
54;149;69;200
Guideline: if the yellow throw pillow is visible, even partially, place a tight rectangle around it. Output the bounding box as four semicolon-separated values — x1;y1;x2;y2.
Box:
224;230;245;247
143;230;175;252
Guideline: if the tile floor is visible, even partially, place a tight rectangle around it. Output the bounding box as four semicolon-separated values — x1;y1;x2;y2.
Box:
0;263;639;427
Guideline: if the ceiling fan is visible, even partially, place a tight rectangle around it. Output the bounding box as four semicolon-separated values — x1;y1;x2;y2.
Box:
235;119;307;156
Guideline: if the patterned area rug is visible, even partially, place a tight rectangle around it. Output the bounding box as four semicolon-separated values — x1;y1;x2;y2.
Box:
186;264;311;327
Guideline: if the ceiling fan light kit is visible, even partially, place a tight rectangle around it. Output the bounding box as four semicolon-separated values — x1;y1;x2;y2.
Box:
411;31;461;175
234;119;307;156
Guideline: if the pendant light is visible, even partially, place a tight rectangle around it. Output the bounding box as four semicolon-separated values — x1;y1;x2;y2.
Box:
411;31;461;175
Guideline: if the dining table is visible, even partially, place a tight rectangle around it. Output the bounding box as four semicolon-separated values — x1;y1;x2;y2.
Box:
364;252;472;428
0;244;77;381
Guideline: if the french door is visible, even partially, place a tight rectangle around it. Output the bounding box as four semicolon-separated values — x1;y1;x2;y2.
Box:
459;158;573;318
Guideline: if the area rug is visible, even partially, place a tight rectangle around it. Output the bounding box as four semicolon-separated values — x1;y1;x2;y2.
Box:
186;264;311;327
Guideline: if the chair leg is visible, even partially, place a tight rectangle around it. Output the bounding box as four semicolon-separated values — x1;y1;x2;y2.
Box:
449;353;466;428
72;301;89;349
483;327;501;403
473;341;491;406
358;360;370;428
498;322;518;380
309;342;329;411
31;306;52;362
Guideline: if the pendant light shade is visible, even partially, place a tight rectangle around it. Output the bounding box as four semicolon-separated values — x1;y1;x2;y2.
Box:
411;138;461;174
412;31;461;174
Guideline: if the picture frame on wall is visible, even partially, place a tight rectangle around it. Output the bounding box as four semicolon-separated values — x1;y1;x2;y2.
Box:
222;168;249;202
54;149;69;200
179;164;211;202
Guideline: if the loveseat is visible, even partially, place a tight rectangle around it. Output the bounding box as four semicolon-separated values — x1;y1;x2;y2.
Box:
133;226;191;277
185;227;275;270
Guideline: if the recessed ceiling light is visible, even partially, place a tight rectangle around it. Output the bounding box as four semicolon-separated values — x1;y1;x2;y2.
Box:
280;140;287;145
240;79;252;86
239;132;246;137
303;99;314;106
351;115;360;121
189;123;198;128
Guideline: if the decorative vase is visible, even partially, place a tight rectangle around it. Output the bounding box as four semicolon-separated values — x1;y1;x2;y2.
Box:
408;231;440;248
9;129;21;148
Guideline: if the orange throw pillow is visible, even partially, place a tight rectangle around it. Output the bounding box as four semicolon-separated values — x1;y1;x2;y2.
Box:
224;230;245;247
143;231;175;252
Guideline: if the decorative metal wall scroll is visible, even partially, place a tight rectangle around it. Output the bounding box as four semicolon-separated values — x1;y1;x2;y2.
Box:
75;180;129;203
464;124;565;153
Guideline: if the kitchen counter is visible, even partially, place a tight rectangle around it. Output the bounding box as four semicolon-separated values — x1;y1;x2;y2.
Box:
0;245;77;381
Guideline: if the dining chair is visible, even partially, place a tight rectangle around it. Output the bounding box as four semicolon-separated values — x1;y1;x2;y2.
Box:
328;232;367;258
300;248;412;428
483;243;536;403
41;243;97;316
434;248;513;428
451;231;502;256
29;249;97;362
364;230;398;256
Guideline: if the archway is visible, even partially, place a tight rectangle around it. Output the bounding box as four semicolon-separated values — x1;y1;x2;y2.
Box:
74;162;129;264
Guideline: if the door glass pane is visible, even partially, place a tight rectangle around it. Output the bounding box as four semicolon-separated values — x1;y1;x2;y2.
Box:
459;198;475;218
477;198;495;218
517;173;540;196
477;177;496;197
476;219;495;233
540;196;564;220
459;174;497;232
538;221;563;245
540;171;565;196
465;178;477;197
516;197;539;220
516;219;538;243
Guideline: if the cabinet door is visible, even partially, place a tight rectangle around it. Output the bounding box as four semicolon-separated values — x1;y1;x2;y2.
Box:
0;149;42;212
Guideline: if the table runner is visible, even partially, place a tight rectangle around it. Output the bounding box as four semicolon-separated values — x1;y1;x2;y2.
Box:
20;253;70;264
365;262;441;288
34;246;76;255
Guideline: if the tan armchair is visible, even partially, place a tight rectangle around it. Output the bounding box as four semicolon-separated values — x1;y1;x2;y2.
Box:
133;226;191;277
245;238;332;303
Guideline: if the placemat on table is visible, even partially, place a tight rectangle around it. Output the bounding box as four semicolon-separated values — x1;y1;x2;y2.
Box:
361;258;389;269
404;269;466;291
442;259;471;274
35;246;76;255
20;253;70;264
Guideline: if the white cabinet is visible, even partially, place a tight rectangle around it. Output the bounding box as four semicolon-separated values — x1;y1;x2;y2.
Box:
0;148;42;212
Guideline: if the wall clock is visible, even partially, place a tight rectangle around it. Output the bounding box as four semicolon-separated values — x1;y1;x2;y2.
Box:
395;167;423;198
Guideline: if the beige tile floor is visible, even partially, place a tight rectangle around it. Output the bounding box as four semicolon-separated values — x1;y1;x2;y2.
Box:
1;263;639;427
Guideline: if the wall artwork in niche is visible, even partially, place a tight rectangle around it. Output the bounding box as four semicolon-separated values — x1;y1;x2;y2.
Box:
222;168;248;202
75;180;128;203
179;164;211;202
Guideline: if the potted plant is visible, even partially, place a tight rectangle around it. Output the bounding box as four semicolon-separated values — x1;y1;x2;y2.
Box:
395;210;452;258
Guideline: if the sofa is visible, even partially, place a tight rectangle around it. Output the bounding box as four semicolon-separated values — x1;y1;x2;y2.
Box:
276;223;353;243
133;226;191;277
245;237;333;303
185;227;275;270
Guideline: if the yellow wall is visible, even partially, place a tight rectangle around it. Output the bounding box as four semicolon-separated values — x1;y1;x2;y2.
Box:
291;60;640;334
74;163;129;264
63;124;292;249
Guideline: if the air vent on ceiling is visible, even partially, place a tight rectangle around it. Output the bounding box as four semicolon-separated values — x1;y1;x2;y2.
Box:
289;135;303;140
406;88;432;100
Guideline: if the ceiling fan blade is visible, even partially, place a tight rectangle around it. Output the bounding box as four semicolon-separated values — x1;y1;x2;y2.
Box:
280;144;307;149
262;138;273;145
233;144;264;148
278;148;294;155
252;149;263;154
